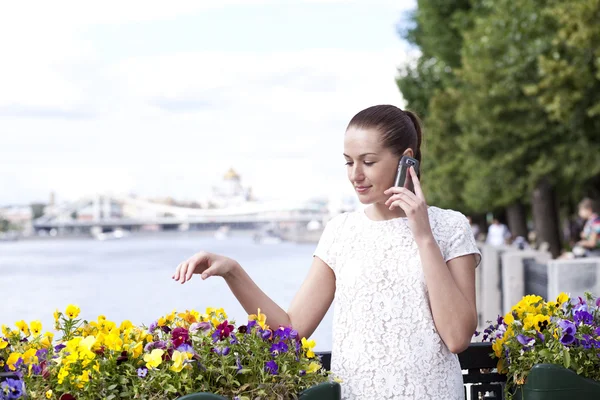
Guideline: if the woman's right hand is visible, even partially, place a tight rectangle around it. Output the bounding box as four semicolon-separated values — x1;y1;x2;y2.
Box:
172;251;239;284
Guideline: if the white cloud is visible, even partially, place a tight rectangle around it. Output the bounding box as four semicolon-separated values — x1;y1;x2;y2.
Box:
0;1;415;205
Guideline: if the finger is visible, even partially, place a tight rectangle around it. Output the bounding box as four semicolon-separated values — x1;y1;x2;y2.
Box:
178;262;188;283
201;264;217;280
384;186;413;196
389;198;411;211
385;192;418;208
185;260;196;282
409;166;424;199
173;263;183;280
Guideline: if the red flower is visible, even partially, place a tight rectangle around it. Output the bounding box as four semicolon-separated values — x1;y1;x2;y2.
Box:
214;320;235;341
171;327;190;348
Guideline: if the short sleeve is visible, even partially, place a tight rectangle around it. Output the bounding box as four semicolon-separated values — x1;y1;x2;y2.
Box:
313;213;347;273
443;214;482;268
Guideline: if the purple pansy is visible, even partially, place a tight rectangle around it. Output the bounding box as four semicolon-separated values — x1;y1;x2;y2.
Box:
573;310;594;326
190;321;211;334
265;360;278;375
137;367;148;378
230;334;238;345
148;321;158;334
144;340;167;352
516;334;535;348
31;364;42;375
35;348;48;361
270;342;289;356
176;343;194;354
558;320;577;345
261;329;272;340
1;378;24;399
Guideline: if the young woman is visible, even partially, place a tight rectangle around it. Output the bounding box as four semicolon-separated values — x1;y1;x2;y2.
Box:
172;105;481;399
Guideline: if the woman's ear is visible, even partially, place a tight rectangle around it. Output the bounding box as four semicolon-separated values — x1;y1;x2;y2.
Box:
402;148;414;158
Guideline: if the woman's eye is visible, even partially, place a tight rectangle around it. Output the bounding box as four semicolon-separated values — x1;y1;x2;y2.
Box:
364;161;375;166
345;161;353;166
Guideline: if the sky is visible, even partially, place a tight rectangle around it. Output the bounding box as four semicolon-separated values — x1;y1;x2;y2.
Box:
0;0;418;206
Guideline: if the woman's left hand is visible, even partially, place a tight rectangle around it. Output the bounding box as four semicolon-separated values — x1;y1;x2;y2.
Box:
384;166;433;242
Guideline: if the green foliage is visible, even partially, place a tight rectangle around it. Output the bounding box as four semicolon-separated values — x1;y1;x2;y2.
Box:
397;0;600;213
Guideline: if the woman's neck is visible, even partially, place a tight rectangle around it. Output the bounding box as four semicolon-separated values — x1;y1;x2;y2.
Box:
366;203;407;221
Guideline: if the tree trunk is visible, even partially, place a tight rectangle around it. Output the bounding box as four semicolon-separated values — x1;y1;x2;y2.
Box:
506;202;528;239
531;177;562;258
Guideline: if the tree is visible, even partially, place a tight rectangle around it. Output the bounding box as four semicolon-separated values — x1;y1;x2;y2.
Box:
456;0;600;256
396;0;475;212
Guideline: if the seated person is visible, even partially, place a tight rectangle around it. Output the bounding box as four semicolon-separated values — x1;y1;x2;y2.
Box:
573;198;600;258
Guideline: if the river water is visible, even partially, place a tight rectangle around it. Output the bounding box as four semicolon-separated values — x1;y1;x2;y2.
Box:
0;233;333;350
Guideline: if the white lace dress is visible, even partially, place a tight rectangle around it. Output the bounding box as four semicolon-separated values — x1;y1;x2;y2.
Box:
314;206;481;400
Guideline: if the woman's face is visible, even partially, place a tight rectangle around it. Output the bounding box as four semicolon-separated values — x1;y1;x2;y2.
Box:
343;127;406;205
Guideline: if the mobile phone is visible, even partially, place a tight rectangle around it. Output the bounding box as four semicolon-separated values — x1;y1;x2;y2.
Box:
393;156;420;192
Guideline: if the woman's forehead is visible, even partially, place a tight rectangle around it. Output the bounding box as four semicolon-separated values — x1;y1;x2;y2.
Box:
344;127;383;152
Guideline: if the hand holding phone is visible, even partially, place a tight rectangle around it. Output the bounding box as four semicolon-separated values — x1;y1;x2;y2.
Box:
393;156;420;193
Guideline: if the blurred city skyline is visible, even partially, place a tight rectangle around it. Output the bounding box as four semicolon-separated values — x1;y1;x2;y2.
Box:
0;0;416;207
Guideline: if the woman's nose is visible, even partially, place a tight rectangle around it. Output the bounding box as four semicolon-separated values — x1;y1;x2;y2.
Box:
351;165;365;182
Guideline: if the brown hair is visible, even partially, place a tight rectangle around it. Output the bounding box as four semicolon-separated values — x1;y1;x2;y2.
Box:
346;104;423;163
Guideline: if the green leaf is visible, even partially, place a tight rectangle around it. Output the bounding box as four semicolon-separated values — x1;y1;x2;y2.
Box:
563;349;571;369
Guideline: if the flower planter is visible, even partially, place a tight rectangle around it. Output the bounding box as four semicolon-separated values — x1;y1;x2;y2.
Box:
513;364;600;400
177;381;341;400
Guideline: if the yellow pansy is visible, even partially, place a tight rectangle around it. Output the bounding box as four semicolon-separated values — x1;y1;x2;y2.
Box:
503;312;514;325
533;314;550;332
129;341;143;359
556;292;569;306
144;349;164;369
57;366;69;384
45;390;53;399
306;361;321;374
120;320;133;332
249;309;268;330
53;309;60;322
22;348;39;365
30;320;42;336
492;336;506;358
15;320;30;336
74;370;90;389
41;332;54;348
105;331;123;352
170;350;191;372
1;324;10;336
523;314;536;330
7;352;22;371
0;340;7;350
65;304;81;319
301;338;316;358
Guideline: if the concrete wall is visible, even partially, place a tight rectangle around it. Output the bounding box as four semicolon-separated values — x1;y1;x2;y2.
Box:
547;258;600;301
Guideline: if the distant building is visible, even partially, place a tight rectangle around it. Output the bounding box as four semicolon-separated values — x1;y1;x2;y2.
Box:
210;168;252;208
0;205;33;232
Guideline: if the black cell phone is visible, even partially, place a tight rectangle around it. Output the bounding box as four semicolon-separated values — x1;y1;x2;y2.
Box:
393;156;420;193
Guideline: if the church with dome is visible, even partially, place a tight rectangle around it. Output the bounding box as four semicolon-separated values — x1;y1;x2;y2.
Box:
209;168;253;208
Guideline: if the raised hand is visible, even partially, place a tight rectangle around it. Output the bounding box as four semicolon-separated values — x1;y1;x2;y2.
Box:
172;251;239;284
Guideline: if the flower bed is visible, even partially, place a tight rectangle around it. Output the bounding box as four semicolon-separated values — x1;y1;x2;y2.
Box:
480;291;600;399
0;306;337;399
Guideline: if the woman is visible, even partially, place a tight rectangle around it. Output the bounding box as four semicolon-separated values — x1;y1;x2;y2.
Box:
173;105;481;399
